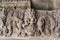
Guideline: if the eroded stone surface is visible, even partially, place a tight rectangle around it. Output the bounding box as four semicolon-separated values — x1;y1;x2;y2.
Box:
0;0;60;38
0;7;60;37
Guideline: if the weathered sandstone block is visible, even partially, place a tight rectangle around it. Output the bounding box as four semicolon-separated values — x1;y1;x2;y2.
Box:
0;0;60;39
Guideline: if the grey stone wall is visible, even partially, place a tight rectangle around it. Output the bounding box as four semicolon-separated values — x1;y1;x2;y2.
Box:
31;0;60;10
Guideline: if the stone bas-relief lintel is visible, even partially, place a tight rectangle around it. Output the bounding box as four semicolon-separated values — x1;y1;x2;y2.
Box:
0;7;60;37
0;0;60;40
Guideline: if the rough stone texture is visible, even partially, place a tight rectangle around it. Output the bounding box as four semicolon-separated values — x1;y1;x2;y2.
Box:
0;0;60;40
0;7;60;37
35;10;60;36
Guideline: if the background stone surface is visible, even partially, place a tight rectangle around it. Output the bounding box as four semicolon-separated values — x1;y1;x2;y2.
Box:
31;0;60;10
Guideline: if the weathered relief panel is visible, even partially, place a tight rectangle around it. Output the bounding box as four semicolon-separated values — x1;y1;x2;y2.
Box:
0;0;60;40
0;0;32;37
